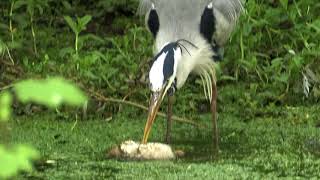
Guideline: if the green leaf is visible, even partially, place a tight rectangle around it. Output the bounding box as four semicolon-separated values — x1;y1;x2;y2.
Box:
0;91;12;122
280;0;288;10
77;15;92;32
308;19;320;33
14;78;87;108
64;16;78;34
290;56;303;71
0;108;10;122
0;145;39;179
80;34;105;44
58;47;75;58
26;3;34;17
276;73;289;84
220;75;237;81
62;1;72;10
36;4;44;15
0;40;5;54
13;0;28;11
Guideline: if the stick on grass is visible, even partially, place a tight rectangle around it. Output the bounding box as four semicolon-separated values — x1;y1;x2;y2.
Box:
90;90;207;129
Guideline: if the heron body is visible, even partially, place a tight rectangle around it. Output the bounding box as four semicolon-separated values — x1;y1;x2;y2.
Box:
139;0;243;156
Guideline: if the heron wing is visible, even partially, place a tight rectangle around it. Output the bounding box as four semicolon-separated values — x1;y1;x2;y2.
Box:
211;0;244;46
137;0;153;16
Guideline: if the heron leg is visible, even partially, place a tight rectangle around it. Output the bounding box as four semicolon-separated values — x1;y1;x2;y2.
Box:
165;95;174;144
211;82;219;157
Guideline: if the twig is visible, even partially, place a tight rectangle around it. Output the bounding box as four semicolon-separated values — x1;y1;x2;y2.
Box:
5;46;15;65
0;84;13;91
118;89;136;112
89;90;207;129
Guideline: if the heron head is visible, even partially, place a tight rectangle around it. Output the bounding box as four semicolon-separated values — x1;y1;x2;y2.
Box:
142;42;182;143
149;42;182;95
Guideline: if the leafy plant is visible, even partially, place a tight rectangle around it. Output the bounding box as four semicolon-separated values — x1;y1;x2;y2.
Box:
223;0;320;102
64;15;92;55
0;145;39;179
0;91;12;121
14;78;87;108
0;78;87;178
17;0;49;55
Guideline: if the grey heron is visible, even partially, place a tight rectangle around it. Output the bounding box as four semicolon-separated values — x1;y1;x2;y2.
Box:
139;0;243;156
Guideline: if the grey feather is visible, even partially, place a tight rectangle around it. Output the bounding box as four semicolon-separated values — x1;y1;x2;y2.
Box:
212;0;244;45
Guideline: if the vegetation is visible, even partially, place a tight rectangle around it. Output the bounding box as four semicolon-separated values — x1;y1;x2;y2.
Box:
0;0;319;178
9;103;320;179
0;78;86;178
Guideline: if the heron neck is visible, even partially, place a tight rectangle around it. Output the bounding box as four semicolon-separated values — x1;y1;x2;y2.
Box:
175;43;215;89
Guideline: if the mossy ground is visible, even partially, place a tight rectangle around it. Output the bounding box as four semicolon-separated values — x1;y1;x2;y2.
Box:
10;98;320;179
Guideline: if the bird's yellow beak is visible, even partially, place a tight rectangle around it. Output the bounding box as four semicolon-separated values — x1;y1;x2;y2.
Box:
142;89;166;144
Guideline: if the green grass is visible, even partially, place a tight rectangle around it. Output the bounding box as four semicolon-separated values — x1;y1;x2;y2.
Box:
11;103;320;179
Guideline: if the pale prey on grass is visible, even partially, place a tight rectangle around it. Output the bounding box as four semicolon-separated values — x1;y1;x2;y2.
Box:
107;140;184;160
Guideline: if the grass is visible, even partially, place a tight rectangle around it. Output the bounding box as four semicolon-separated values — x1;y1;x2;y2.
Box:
11;94;320;179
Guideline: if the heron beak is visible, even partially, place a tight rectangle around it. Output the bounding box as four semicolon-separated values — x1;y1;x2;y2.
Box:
142;87;167;144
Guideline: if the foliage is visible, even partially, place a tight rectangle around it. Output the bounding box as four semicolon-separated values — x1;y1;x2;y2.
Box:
0;145;39;179
64;15;92;54
0;78;87;178
0;91;12;121
0;0;319;115
223;0;320;103
96;0;138;14
14;78;87;108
